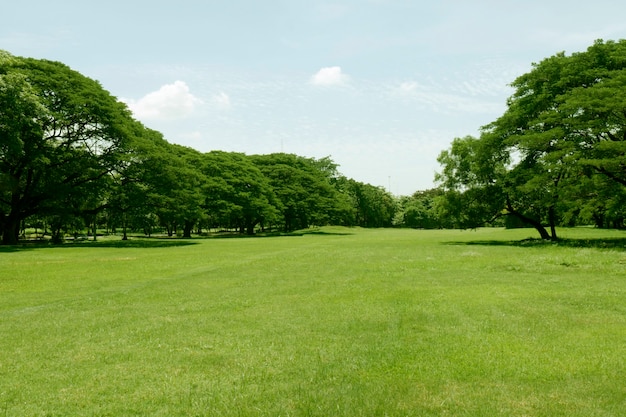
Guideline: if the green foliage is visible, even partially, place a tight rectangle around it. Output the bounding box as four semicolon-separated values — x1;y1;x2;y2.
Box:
0;52;384;243
436;39;626;239
394;189;446;229
202;151;279;234
0;51;139;244
337;177;396;227
0;50;422;243
251;153;353;231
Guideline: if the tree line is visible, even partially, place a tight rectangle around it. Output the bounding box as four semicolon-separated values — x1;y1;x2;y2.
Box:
5;39;624;244
1;51;413;245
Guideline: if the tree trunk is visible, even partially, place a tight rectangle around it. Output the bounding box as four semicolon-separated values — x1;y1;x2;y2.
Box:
121;213;128;240
548;206;558;241
506;199;552;240
593;212;605;229
1;215;20;245
183;220;194;238
51;226;63;244
517;214;551;240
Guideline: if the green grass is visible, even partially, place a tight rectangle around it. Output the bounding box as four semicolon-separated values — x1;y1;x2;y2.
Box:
1;227;625;416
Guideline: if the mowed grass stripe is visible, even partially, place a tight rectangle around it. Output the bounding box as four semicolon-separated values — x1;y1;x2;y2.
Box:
1;227;625;416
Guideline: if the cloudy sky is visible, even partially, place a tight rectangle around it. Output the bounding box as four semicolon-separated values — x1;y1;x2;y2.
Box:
3;1;626;195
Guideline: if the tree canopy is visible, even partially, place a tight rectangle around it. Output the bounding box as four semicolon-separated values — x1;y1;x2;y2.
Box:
436;39;626;239
9;40;625;244
0;51;403;244
0;51;138;244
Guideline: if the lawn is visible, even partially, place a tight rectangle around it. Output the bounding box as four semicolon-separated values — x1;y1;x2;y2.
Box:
1;227;625;416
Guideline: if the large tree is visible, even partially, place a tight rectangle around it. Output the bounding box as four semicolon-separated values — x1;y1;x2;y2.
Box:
436;39;626;239
0;52;136;244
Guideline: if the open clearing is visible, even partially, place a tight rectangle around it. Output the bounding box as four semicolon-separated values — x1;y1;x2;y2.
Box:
1;227;625;416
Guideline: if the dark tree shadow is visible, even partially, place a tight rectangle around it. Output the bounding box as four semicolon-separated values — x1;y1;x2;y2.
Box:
203;232;304;239
73;239;199;248
444;237;626;251
0;238;199;251
298;230;354;236
296;227;355;236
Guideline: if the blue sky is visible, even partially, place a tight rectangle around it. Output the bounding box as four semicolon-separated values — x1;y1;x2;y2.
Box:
3;1;626;195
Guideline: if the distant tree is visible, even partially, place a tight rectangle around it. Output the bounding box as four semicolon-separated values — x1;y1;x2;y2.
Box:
397;189;445;229
251;154;353;231
562;173;626;229
104;127;208;239
144;142;205;238
202;151;279;234
339;178;396;228
166;144;207;238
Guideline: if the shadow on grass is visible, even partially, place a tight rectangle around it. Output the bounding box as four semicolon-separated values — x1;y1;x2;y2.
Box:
202;232;305;239
0;228;354;251
74;239;199;248
299;230;354;236
184;228;353;238
296;227;355;236
444;237;626;251
0;238;199;251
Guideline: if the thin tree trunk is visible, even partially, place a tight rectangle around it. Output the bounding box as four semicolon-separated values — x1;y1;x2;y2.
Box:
548;206;558;241
122;212;128;240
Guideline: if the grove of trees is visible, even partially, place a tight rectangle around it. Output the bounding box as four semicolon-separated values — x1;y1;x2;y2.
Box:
4;39;626;244
0;51;399;245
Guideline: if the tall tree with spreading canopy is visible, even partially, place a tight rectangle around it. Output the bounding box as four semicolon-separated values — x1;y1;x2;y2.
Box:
0;52;136;244
436;39;626;239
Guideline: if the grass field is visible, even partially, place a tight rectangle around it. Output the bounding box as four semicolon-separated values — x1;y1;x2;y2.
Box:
1;227;625;416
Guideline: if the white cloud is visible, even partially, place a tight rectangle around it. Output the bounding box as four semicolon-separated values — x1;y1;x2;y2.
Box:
398;81;418;94
311;66;349;86
124;80;202;120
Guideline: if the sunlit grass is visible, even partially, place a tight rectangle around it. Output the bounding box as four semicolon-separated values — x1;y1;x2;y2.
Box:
1;227;625;416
